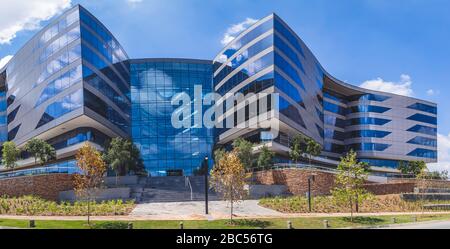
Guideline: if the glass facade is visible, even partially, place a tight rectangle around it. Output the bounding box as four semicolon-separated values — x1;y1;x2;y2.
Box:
130;59;214;176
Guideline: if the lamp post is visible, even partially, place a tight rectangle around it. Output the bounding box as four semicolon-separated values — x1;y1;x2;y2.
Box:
307;175;315;212
204;156;209;215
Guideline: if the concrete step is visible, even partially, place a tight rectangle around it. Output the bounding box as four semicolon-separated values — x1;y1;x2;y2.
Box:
402;193;450;201
418;188;450;193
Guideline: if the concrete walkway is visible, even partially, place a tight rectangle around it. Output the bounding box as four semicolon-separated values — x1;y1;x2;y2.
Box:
377;220;450;229
130;200;282;220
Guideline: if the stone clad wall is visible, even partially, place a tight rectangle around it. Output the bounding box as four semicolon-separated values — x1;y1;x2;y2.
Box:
363;183;415;195
252;169;417;196
252;169;336;196
0;174;75;201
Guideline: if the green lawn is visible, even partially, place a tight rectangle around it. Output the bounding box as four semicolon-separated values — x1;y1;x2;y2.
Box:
1;214;449;229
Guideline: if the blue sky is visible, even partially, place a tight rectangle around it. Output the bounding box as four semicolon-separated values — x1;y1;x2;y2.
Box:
0;0;449;171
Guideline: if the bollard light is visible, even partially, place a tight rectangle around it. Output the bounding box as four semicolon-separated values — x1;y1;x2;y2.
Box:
323;220;329;229
287;221;293;229
180;221;184;229
29;220;36;228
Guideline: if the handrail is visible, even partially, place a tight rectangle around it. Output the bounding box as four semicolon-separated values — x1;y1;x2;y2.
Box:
185;176;193;201
248;163;339;174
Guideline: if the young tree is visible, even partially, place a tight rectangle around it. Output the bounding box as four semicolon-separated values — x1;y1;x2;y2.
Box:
409;161;427;177
398;160;427;177
257;145;275;170
305;138;322;167
24;138;56;165
210;151;247;222
331;150;371;222
289;134;305;164
103;138;145;185
74;143;107;225
232;138;255;169
214;148;226;164
2;141;21;171
416;166;432;214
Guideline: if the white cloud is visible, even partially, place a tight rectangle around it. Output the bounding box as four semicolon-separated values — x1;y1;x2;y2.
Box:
221;18;258;46
359;74;414;97
0;55;13;69
427;133;450;173
0;0;72;44
426;89;440;96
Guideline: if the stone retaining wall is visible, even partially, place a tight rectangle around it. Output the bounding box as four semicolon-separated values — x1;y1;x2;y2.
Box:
388;178;450;189
252;169;418;196
251;169;336;195
0;174;75;201
363;182;415;195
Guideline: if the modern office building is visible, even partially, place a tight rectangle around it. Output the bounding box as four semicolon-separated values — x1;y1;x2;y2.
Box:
213;13;438;171
0;5;130;175
0;5;437;177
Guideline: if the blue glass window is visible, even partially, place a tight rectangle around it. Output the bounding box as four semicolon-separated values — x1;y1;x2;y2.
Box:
359;159;402;169
324;90;347;104
348;94;390;102
36;45;81;86
347;117;391;126
274;18;305;58
324;101;346;116
84;89;129;133
216;18;273;66
348;105;390;114
36;89;83;129
407;113;437;125
8;124;21;141
407;125;437;136
407;136;437;147
348;143;391;152
39;26;80;64
324;115;346;129
35;65;82;107
275;72;304;108
279;97;306;128
274;34;304;74
323;142;345;154
347;130;391;139
216;52;273;92
325;128;345;141
407;148;437;159
274;52;305;86
407;103;437;115
215;35;273;83
7;105;20;124
37;8;79;49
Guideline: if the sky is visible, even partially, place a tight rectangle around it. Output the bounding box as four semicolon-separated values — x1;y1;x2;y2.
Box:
0;0;449;172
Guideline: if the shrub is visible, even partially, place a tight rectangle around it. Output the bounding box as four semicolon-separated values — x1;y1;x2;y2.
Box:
259;194;449;213
91;221;129;229
0;196;135;216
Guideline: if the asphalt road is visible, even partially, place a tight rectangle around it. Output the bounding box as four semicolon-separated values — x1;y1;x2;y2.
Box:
383;220;450;229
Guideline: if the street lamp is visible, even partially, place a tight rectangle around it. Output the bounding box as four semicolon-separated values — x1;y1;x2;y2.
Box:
307;175;316;212
203;156;209;215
